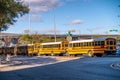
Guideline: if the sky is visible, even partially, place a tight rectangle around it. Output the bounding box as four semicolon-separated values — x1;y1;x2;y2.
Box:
3;0;120;35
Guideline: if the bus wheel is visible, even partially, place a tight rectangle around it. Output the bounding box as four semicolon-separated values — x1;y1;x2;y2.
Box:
65;53;70;56
88;50;94;57
51;54;54;56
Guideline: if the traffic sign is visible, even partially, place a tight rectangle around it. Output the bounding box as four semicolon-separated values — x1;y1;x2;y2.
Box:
109;29;118;32
67;36;72;41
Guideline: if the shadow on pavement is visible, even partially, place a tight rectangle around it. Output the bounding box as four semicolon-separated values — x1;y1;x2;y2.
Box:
0;59;80;80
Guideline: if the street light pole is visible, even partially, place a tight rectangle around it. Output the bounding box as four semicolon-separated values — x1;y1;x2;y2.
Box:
28;0;31;34
39;4;57;42
53;8;57;42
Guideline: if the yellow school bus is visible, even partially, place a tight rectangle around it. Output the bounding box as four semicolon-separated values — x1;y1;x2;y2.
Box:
39;41;68;56
33;43;40;55
27;44;34;56
68;38;116;57
17;44;28;55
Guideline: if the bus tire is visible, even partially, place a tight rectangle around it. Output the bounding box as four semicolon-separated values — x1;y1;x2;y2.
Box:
51;53;54;56
88;50;94;57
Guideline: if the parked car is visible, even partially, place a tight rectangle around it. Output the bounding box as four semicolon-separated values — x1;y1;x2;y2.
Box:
116;49;120;55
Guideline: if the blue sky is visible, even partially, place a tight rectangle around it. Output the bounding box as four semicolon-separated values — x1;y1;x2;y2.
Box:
3;0;120;35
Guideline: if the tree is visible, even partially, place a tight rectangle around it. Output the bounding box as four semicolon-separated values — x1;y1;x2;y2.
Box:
19;34;32;44
0;0;29;31
19;34;66;44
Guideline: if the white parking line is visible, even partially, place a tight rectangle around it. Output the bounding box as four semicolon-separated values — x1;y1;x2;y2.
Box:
110;63;120;70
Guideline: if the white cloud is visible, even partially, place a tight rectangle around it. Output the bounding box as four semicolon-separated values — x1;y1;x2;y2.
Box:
20;0;78;23
19;0;63;22
30;14;43;22
22;0;62;13
71;20;83;25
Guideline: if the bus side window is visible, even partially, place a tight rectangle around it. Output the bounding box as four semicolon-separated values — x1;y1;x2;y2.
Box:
88;42;91;46
83;42;84;46
75;43;78;47
101;41;104;46
58;44;60;47
54;45;56;48
78;43;80;47
90;42;92;46
66;44;68;47
107;40;109;45
48;45;50;48
44;45;46;48
69;43;72;47
51;45;53;48
57;44;59;48
45;45;47;48
95;41;98;46
74;43;76;47
75;43;77;47
114;41;116;45
43;45;44;48
77;43;79;47
84;42;87;46
92;42;94;46
55;44;57;48
86;42;88;46
85;42;87;46
56;44;58;48
44;45;45;48
53;44;55;48
98;41;100;46
47;45;49;48
80;43;83;47
110;41;113;45
73;43;75;47
53;45;55;48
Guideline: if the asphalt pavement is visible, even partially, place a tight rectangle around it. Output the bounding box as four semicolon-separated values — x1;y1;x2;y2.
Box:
0;56;120;80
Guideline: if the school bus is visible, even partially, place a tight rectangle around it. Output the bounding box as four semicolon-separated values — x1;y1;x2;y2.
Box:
27;44;34;56
17;44;28;55
39;41;68;56
33;43;40;55
67;38;116;57
27;43;40;56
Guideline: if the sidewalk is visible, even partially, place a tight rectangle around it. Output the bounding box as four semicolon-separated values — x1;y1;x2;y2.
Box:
0;64;10;68
0;60;23;68
0;56;82;72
